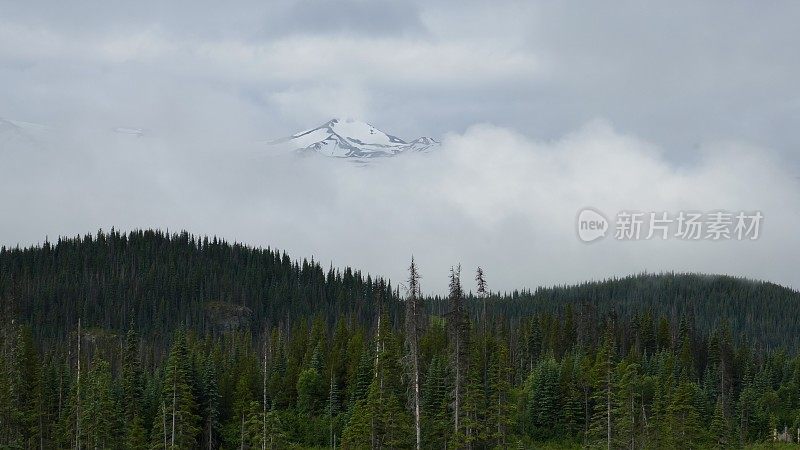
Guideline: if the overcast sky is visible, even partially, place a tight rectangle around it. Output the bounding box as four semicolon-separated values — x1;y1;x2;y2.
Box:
1;0;799;293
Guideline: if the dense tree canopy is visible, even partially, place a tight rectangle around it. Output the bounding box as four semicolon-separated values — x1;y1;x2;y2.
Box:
1;230;799;448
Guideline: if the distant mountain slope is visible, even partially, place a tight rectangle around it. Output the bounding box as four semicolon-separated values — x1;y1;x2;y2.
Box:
269;118;439;159
461;273;800;349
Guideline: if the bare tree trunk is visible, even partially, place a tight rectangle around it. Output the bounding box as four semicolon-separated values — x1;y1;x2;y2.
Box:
39;404;43;450
373;298;384;449
497;386;502;445
406;259;423;450
720;361;725;413
58;360;63;425
606;361;611;450
240;412;244;450
630;395;635;449
370;413;376;450
330;374;334;450
476;267;490;447
263;340;267;450
454;336;460;435
171;379;177;448
448;266;466;440
75;318;81;450
641;399;649;445
413;364;421;450
585;387;589;437
375;313;381;376
162;401;167;450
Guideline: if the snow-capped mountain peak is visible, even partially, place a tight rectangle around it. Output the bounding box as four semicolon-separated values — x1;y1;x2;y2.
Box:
269;118;439;159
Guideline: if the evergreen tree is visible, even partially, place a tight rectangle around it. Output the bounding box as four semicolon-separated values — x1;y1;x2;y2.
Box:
155;330;200;449
239;400;289;449
200;356;221;450
14;327;44;447
557;351;586;438
350;346;373;407
487;337;514;447
589;328;616;449
612;360;641;450
524;356;561;440
296;367;325;415
709;397;731;448
3;234;800;449
650;350;675;448
0;349;17;447
422;354;451;449
665;378;704;448
267;334;288;409
122;325;146;448
81;358;119;449
461;336;487;448
342;317;412;449
229;368;254;448
0;318;23;447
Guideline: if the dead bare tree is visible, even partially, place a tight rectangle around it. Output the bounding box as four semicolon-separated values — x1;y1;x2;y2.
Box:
404;258;424;450
447;265;469;438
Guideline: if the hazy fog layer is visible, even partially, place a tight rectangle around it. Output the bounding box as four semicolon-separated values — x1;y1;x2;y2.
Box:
1;0;799;293
2;121;798;293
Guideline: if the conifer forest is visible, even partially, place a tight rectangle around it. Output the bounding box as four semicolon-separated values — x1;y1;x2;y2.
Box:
1;230;800;449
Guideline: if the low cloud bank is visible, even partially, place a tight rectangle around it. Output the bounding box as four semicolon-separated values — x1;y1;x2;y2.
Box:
2;120;798;294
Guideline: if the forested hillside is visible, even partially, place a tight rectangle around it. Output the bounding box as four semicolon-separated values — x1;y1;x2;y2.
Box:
1;230;799;448
450;273;800;350
0;229;396;354
3;230;798;351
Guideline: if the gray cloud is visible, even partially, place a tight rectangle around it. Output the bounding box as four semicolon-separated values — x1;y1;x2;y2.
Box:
1;0;798;293
2;120;798;293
